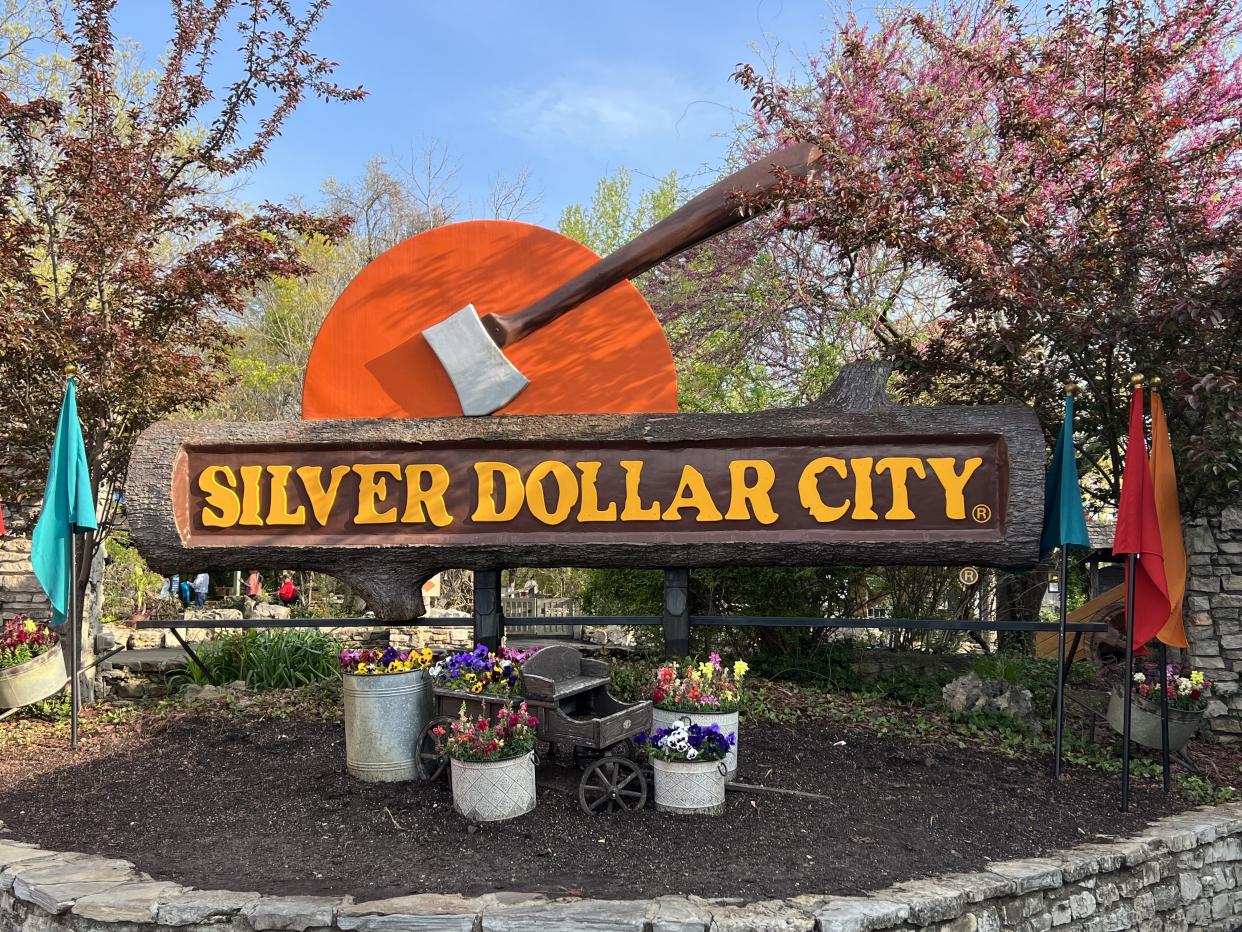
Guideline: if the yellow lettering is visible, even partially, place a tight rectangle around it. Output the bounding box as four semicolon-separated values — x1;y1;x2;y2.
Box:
926;457;983;520
525;461;579;526
725;460;779;524
238;464;264;526
353;464;401;524
850;457;878;520
619;460;661;521
798;457;851;522
400;465;453;527
472;462;524;522
876;456;926;520
198;466;241;528
296;465;351;527
265;465;307;526
661;465;723;522
575;461;618;522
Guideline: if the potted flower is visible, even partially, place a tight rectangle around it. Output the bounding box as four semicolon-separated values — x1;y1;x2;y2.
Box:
429;642;535;718
0;615;66;709
638;718;735;816
340;646;435;782
443;701;539;822
1106;661;1213;753
649;653;747;779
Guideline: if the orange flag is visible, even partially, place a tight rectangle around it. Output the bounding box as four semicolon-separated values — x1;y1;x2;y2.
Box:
1150;393;1188;648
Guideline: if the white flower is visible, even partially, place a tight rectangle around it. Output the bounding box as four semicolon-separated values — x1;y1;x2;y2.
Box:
1133;673;1146;684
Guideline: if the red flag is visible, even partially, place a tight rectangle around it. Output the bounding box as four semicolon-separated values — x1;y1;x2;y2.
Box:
0;500;5;536
1112;386;1170;650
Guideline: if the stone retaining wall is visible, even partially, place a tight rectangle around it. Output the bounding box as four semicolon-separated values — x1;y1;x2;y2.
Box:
1186;505;1242;743
0;539;50;621
2;802;1240;931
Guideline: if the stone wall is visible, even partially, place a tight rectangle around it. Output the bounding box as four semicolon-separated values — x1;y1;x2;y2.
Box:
1185;505;1242;743
2;802;1240;931
0;539;50;621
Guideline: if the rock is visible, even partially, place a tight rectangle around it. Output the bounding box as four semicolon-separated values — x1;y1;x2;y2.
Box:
73;880;185;922
245;894;348;930
814;897;911;932
10;855;140;913
942;673;1037;723
183;608;244;622
251;602;292;621
182;681;246;701
1206;699;1229;718
155;889;262;925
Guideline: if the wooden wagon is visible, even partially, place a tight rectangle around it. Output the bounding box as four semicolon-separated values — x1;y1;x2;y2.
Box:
416;645;652;814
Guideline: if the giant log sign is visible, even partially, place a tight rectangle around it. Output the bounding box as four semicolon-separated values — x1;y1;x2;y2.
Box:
126;363;1044;619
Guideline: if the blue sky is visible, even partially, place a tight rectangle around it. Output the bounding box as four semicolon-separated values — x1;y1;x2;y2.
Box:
111;1;846;225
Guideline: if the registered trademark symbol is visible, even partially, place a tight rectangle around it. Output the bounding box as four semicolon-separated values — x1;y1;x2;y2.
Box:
959;567;980;586
971;504;992;524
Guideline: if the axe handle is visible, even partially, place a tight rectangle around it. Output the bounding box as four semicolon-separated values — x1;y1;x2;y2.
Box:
480;141;823;348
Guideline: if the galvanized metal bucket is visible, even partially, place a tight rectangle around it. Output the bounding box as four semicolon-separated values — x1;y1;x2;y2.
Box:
0;645;67;709
651;757;726;816
451;751;537;822
1106;687;1203;753
652;707;739;780
342;669;432;782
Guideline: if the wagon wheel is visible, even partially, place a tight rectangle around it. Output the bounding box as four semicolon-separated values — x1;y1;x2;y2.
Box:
416;716;454;782
578;756;648;814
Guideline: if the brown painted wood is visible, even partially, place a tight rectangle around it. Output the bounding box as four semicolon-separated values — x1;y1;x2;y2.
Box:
125;363;1044;620
481;142;823;348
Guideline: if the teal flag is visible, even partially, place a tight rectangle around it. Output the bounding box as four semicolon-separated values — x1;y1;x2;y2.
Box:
1040;394;1091;556
31;378;97;626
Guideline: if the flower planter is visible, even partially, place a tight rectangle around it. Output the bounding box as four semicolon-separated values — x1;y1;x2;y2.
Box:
342;668;432;782
651;756;727;816
652;707;739;779
0;645;67;709
450;751;536;822
1106;687;1204;753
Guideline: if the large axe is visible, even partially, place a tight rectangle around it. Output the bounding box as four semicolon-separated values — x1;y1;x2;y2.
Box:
423;142;823;415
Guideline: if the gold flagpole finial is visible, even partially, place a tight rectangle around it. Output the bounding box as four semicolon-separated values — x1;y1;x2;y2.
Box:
1150;375;1163;388
63;363;78;377
1130;373;1145;386
1064;382;1080;397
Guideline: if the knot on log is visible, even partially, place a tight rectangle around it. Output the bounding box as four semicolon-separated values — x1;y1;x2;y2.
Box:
815;361;897;411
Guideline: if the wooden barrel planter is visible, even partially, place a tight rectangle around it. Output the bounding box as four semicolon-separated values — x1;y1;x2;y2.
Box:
342;669;432;782
651;757;727;816
0;645;67;709
1107;687;1204;753
652;707;739;780
450;751;536;822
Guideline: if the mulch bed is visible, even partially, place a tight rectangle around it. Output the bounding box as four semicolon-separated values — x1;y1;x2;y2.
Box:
0;701;1199;903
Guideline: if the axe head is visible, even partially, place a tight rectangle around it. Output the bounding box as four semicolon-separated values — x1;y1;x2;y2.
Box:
422;304;530;416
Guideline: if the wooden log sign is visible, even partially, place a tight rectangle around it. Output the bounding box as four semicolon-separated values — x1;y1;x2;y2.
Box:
126;364;1045;619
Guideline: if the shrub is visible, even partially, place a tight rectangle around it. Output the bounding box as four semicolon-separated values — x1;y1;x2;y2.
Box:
172;629;340;691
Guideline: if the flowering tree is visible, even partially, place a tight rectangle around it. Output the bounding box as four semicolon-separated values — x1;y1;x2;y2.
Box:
0;0;363;540
736;0;1241;512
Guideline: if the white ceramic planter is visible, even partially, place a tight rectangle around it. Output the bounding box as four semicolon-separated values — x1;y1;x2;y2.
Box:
1107;687;1204;753
451;751;536;822
652;756;726;816
0;645;67;709
652;707;739;779
342;669;432;782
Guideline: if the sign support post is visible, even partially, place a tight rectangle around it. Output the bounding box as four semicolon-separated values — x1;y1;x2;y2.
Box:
662;569;690;659
474;570;503;652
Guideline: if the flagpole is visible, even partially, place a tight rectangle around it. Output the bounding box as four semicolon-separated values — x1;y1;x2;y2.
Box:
1159;641;1171;793
1122;551;1137;812
1055;543;1069;777
68;522;79;751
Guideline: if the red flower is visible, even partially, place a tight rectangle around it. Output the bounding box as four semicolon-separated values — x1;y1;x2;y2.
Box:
652;688;666;703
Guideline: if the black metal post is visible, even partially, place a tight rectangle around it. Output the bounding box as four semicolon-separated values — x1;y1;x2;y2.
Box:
167;628;219;686
662;568;690;659
1054;547;1069;778
473;569;503;652
1159;641;1171;793
68;526;80;750
1121;553;1137;812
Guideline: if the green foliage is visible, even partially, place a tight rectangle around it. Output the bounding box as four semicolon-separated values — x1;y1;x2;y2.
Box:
171;629;340;691
102;536;165;618
558;167;679;255
971;653;1096;720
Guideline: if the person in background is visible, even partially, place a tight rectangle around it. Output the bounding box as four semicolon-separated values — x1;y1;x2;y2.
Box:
177;577;193;609
245;569;263;598
192;571;210;609
277;573;300;606
162;574;179;599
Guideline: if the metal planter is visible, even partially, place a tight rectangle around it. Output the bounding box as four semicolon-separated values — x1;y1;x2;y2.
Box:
652;707;739;780
451;751;536;822
342;669;432;782
0;645;67;709
1106;687;1204;753
651;756;727;816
